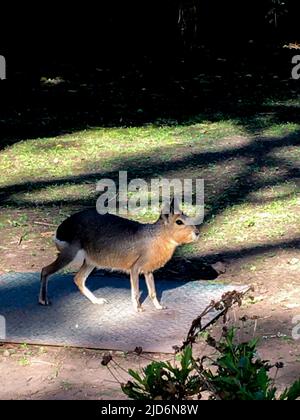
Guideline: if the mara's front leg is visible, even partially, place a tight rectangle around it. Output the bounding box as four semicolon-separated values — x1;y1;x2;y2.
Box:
144;272;167;310
130;266;143;313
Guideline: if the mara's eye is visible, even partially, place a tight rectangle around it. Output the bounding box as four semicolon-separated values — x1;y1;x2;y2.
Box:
176;219;184;226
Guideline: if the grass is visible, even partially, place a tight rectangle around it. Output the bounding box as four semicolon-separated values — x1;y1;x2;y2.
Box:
202;189;300;247
262;122;300;137
18;356;30;367
0;120;241;189
60;381;73;391
0;108;299;260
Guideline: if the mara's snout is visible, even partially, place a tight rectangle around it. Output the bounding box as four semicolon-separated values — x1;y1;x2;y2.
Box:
39;198;201;312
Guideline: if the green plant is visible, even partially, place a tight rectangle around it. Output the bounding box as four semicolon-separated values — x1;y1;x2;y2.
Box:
18;356;30;366
197;327;300;400
116;328;300;400
122;346;201;400
60;381;72;391
103;291;300;400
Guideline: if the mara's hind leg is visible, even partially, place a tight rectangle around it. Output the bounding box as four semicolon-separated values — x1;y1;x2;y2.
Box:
74;260;107;305
144;272;166;310
130;265;143;312
39;247;77;306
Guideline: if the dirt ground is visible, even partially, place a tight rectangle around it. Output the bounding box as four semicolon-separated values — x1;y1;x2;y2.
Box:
0;218;300;400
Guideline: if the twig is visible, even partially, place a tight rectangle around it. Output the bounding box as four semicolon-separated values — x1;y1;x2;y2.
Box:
180;290;248;351
253;318;258;339
34;221;57;227
31;360;55;366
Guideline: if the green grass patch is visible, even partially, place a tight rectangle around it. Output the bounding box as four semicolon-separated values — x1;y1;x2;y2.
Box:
1;113;299;260
0;120;242;189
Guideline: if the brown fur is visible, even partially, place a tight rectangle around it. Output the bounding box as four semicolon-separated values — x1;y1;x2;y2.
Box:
39;200;200;312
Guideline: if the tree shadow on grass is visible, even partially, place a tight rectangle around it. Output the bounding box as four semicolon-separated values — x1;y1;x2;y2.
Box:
1;128;299;219
1;127;299;282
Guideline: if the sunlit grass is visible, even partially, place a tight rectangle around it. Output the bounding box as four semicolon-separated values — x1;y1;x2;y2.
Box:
0;120;241;188
262;122;300;137
0;115;299;260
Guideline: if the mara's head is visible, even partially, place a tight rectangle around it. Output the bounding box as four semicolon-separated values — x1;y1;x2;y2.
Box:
158;198;200;245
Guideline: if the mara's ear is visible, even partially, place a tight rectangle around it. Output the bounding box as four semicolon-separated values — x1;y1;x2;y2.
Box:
170;196;182;216
170;196;181;215
160;197;181;223
159;201;169;224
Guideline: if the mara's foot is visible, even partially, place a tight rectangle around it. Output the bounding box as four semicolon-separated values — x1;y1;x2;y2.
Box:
152;299;167;310
92;298;108;305
39;297;51;306
134;306;145;313
155;304;168;310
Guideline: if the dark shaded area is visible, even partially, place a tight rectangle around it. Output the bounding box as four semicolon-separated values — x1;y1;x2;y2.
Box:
0;1;300;147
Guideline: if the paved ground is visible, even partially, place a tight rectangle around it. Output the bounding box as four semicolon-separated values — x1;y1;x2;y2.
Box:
0;271;247;353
